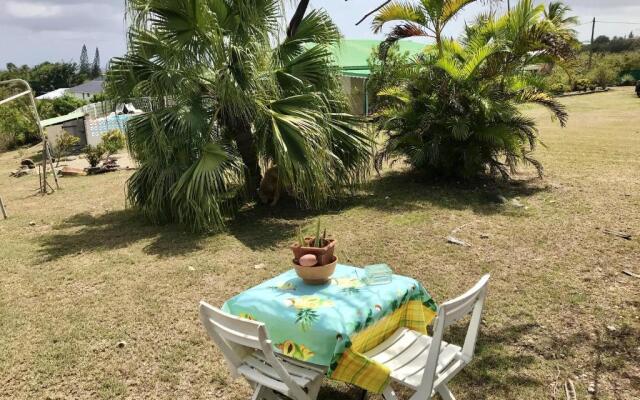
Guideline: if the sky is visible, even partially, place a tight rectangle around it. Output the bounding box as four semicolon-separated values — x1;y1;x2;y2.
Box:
1;0;640;69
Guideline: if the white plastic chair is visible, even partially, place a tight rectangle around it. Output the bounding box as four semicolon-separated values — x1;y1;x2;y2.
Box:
199;301;325;400
364;275;490;400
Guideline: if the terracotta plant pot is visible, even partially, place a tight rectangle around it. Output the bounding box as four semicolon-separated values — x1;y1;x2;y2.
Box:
291;237;336;266
293;256;337;285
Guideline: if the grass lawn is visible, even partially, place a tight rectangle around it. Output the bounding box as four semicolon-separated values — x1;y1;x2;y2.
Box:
0;88;638;400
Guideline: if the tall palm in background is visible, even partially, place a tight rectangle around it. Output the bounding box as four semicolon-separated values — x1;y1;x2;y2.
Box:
544;1;579;42
372;0;477;57
107;0;372;232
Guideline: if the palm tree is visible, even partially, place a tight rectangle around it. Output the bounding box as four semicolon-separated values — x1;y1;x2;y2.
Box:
374;0;574;179
372;0;477;57
107;0;373;232
544;1;579;38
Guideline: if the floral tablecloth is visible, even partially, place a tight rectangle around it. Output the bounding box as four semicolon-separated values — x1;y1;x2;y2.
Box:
222;264;438;393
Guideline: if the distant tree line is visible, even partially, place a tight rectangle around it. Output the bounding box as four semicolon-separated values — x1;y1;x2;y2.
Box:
0;88;87;151
1;44;102;96
585;33;640;54
0;45;103;151
1;62;83;96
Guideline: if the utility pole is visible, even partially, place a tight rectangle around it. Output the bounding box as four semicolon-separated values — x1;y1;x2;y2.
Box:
507;0;511;13
589;17;596;69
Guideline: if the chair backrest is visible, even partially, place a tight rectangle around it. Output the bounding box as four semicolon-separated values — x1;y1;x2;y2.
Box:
198;301;309;399
417;275;490;397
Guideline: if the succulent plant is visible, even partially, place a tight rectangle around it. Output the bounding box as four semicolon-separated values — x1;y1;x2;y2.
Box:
314;219;321;247
297;219;329;248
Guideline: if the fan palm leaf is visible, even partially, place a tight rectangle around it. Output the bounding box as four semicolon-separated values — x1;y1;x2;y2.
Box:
108;0;373;232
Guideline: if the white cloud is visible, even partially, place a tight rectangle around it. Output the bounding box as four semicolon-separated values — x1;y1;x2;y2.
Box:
6;2;62;18
0;0;126;67
1;0;639;68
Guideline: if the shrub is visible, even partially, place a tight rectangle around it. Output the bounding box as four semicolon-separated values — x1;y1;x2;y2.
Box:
574;78;591;92
37;95;86;120
89;93;109;103
84;144;106;167
590;65;618;89
544;50;640;92
0;96;40;151
100;129;126;157
549;83;568;94
55;131;80;165
367;43;414;113
619;73;636;86
374;0;572;180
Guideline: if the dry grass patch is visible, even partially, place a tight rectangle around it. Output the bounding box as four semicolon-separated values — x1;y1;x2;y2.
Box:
0;88;638;399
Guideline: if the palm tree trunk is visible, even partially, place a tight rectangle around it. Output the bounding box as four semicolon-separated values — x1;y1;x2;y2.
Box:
288;0;310;38
235;121;262;199
435;27;443;56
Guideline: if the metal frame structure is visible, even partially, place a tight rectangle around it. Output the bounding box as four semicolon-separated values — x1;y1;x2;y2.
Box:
0;195;7;219
0;79;60;196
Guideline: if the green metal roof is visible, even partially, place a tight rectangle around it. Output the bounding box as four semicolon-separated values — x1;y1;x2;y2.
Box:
330;39;426;78
40;110;85;128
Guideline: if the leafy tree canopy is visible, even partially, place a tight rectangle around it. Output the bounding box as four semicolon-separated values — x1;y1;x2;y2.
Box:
588;35;640;53
0;62;84;95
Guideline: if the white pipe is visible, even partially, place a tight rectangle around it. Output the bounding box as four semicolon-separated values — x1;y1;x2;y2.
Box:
0;90;31;106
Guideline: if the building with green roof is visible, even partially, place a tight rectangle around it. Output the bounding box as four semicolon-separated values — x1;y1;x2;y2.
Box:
329;39;426;115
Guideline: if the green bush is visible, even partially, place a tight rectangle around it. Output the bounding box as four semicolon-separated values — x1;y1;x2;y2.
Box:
89;93;109;103
619;73;636;86
37;95;86;120
100;129;126;157
543;50;640;92
574;78;591;91
84;144;106;167
0;96;40;151
367;43;414;113
374;1;571;180
549;83;568;94
55;131;80;164
589;65;618;89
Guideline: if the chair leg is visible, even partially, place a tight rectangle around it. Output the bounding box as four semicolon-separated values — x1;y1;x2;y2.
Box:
436;384;455;400
382;385;398;400
306;378;323;400
251;384;262;400
251;384;274;400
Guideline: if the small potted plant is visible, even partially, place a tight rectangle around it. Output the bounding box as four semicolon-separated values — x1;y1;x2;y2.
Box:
291;219;337;284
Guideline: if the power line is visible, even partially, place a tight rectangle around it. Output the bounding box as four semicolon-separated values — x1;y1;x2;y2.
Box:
576;20;640;26
596;21;640;25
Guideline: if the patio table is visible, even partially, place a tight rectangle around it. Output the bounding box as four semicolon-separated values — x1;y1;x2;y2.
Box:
222;264;438;393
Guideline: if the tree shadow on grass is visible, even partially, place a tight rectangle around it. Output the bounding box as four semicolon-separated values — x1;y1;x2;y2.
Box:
38;209;205;262
318;382;366;400
590;323;640;398
351;171;551;216
227;198;345;251
229;171;551;251
38;171;552;259
320;322;544;399
447;322;542;398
